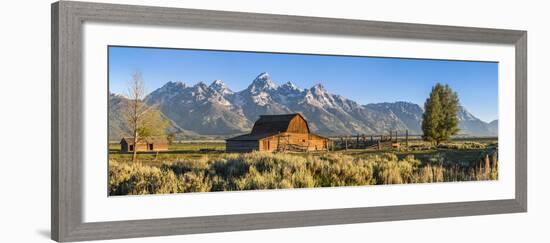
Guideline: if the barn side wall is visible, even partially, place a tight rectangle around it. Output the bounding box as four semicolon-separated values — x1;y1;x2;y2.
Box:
120;141;129;153
226;140;259;153
152;143;169;151
134;144;149;152
260;133;328;152
119;140;169;153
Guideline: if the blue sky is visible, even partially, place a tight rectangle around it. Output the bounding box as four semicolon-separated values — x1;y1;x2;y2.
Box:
109;46;498;122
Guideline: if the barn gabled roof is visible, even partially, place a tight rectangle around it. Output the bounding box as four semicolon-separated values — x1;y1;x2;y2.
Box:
250;113;309;135
120;136;168;145
225;132;280;141
226;113;326;141
226;131;329;141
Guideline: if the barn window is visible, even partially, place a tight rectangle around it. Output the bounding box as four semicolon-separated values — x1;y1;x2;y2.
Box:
149;144;154;150
129;145;134;151
302;139;306;142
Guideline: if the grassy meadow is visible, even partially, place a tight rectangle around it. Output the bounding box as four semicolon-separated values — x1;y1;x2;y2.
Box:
108;139;498;196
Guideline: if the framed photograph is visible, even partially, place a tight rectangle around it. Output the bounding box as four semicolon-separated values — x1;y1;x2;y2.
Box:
52;1;527;242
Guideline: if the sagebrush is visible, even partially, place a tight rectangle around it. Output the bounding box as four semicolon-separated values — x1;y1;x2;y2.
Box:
109;151;498;195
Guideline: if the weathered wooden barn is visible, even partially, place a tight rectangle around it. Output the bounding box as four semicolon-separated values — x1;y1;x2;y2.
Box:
226;113;329;153
120;137;169;153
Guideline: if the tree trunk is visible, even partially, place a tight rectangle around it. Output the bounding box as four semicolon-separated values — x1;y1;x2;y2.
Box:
132;130;138;162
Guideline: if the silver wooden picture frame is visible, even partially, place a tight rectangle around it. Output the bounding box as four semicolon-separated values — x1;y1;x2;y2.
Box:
51;1;527;242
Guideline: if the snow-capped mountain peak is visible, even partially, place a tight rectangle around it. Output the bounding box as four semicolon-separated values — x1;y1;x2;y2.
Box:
248;72;277;93
255;72;270;81
147;81;187;100
301;83;338;109
279;81;302;93
193;81;209;91
209;79;233;95
161;81;187;90
311;83;328;95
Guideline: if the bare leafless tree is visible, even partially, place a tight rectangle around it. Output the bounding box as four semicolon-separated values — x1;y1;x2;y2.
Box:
124;72;152;162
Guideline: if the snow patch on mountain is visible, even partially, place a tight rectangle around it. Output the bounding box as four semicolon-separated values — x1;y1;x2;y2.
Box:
280;81;302;92
135;72;496;137
247;72;277;94
251;92;271;106
209;79;233;95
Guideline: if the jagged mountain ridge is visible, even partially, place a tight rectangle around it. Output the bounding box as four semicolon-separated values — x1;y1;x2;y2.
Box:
455;106;498;136
111;72;497;138
109;93;211;141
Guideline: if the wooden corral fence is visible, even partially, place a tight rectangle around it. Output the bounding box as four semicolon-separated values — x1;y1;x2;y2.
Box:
275;133;309;152
329;130;422;151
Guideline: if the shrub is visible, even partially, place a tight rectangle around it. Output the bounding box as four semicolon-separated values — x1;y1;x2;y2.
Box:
109;160;183;195
438;142;487;150
108;149;498;195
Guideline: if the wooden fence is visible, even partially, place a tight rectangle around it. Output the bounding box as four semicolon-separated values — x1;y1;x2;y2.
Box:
329;130;422;151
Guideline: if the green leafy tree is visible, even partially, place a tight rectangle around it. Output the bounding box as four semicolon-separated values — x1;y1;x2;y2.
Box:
422;86;442;144
422;83;460;145
438;84;460;140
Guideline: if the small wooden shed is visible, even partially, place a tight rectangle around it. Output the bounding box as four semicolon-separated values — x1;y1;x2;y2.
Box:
226;113;329;153
120;137;169;153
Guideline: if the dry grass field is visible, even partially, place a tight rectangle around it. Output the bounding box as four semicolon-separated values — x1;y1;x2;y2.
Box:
108;139;498;196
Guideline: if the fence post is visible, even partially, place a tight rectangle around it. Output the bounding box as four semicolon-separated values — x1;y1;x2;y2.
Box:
345;136;348;150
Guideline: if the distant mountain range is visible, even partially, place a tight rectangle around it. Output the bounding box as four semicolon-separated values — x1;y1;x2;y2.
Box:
109;72;498;140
